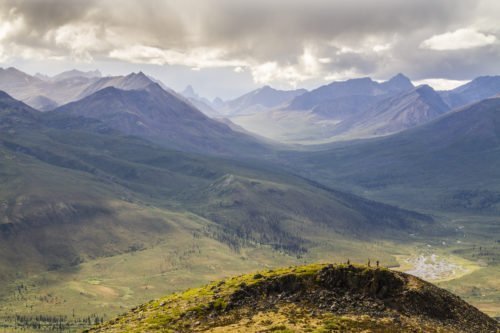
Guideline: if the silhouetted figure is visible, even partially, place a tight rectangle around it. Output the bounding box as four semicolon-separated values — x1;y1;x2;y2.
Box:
376;260;380;268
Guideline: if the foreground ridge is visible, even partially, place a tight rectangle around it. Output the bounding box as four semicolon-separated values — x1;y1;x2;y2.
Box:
86;264;498;332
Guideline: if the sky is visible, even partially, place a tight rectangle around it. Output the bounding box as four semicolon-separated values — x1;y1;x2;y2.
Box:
0;0;499;99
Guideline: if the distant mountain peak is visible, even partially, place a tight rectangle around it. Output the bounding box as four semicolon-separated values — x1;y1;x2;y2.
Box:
381;73;414;92
122;72;155;87
389;73;412;83
182;85;197;98
393;72;410;79
5;67;22;73
127;71;148;79
441;75;500;108
260;85;274;91
52;69;102;81
223;85;308;115
1;67;33;77
212;97;225;108
415;84;434;93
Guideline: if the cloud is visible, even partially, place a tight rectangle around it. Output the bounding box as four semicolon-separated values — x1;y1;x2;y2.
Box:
421;28;497;50
413;78;470;90
0;0;499;91
109;45;246;69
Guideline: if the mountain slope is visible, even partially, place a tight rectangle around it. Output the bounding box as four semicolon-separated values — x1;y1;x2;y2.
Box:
332;85;450;138
284;97;500;211
85;264;498;333
441;76;500;109
54;83;270;156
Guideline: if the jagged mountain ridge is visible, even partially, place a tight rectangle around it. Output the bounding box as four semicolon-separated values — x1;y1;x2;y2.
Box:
181;85;221;117
0;67;100;110
228;75;453;143
330;84;451;138
221;85;307;116
53;82;270;156
288;74;414;111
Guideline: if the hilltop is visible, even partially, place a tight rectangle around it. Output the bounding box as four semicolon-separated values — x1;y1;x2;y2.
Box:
86;264;498;333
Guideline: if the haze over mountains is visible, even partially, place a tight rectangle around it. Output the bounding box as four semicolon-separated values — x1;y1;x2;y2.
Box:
3;67;499;144
180;85;220;117
225;73;500;144
0;68;270;156
219;85;307;116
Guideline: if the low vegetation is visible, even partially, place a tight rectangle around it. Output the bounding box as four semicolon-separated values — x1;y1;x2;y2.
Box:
86;264;498;333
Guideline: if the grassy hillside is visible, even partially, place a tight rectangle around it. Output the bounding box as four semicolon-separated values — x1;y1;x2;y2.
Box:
85;263;498;333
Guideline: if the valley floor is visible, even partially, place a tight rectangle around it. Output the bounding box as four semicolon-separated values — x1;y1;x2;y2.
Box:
0;213;498;332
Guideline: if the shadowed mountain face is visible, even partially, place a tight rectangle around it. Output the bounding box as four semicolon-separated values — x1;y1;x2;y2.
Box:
441;76;500;109
53;83;270;156
221;85;307;115
330;84;451;138
0;90;41;126
284;97;500;211
85;264;498;333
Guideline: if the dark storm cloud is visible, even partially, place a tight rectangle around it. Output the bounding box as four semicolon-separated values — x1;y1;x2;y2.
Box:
197;0;467;48
0;0;499;87
2;0;95;29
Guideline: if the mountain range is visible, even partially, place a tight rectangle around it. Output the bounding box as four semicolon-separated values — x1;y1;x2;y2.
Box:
227;74;500;144
0;67;102;110
0;68;270;156
54;79;268;156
